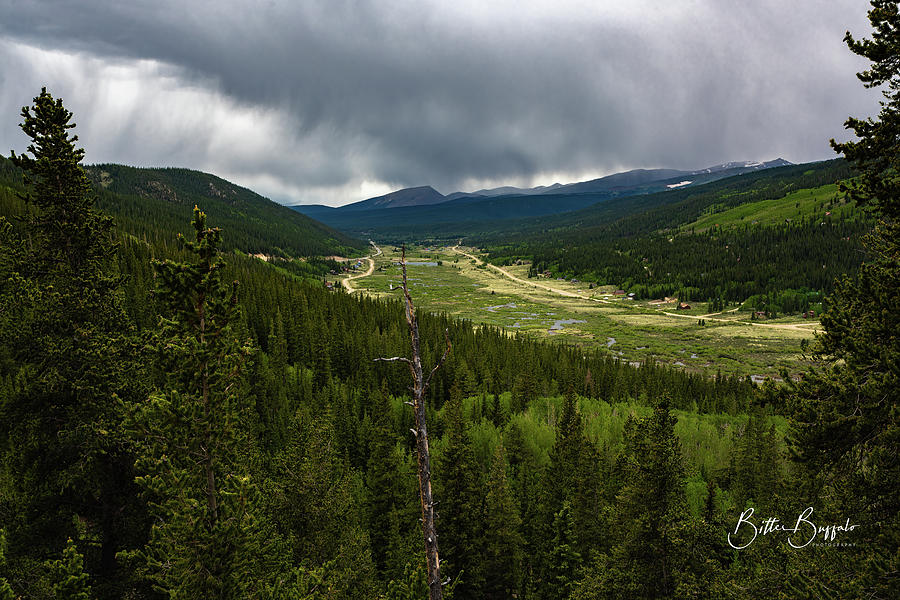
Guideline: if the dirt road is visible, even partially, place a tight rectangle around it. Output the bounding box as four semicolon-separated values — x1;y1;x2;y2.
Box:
450;244;818;332
342;242;381;293
451;244;613;303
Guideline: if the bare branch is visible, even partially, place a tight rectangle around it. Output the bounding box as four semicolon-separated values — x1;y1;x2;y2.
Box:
423;328;452;394
374;356;413;365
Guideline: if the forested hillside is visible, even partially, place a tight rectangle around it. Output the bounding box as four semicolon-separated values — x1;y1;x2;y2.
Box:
517;159;854;238
482;159;867;308
0;156;366;259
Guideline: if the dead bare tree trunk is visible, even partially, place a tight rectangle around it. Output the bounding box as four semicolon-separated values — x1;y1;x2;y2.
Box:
375;245;450;600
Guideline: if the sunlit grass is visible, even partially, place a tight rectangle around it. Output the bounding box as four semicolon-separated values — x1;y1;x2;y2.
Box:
345;244;817;379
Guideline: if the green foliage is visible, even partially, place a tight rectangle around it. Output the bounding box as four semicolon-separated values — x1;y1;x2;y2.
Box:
523;219;865;304
364;382;421;586
787;2;900;595
9;88;115;272
365;383;400;579
832;2;900;222
383;560;428;600
729;409;781;510
573;401;735;599
476;160;864;303
544;503;580;600
481;446;523;600
605;402;686;598
683;182;856;231
435;383;485;597
517;158;852;241
0;530;14;600
788;205;900;595
268;411;377;599
122;207;267;597
49;539;92;600
0;88;144;597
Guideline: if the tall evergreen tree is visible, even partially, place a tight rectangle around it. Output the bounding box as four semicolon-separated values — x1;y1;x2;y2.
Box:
788;2;900;595
255;310;290;452
482;446;523;600
730;409;781;511
366;381;402;580
123;207;266;597
0;89;144;596
832;0;900;223
544;502;580;600
270;412;377;599
600;401;688;598
436;383;485;598
546;391;586;511
531;391;588;595
503;421;543;597
8;88;115;272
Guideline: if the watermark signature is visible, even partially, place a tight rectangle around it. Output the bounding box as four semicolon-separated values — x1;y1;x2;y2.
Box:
727;507;859;549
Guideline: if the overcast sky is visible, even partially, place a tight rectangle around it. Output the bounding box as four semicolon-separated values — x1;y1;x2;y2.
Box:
0;1;880;206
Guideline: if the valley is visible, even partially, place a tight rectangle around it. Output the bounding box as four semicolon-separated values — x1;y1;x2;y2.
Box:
3;2;896;595
339;243;819;380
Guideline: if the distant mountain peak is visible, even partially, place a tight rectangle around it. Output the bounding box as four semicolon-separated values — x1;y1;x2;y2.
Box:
342;185;447;211
691;158;792;175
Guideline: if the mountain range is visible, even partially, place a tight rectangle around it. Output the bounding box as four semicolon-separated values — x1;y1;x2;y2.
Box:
292;158;795;237
296;158;792;216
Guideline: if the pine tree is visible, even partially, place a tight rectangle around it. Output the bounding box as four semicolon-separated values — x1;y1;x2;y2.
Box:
123;207;266;597
271;413;377;598
366;381;402;580
489;390;505;428
571;435;605;560
482;446;523;600
0;88;143;594
530;391;589;598
9;88;115;272
831;0;900;223
545;391;586;510
49;539;93;600
436;383;485;598
257;310;290;451
384;560;429;600
602;401;687;598
730;409;781;511
545;503;581;600
503;421;543;595
510;370;538;414
788;2;900;595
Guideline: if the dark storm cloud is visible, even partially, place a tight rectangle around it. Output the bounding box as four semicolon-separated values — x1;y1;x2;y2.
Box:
0;1;878;205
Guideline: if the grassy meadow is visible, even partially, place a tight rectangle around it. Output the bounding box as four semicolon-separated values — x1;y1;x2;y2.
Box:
343;244;819;380
682;182;856;232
